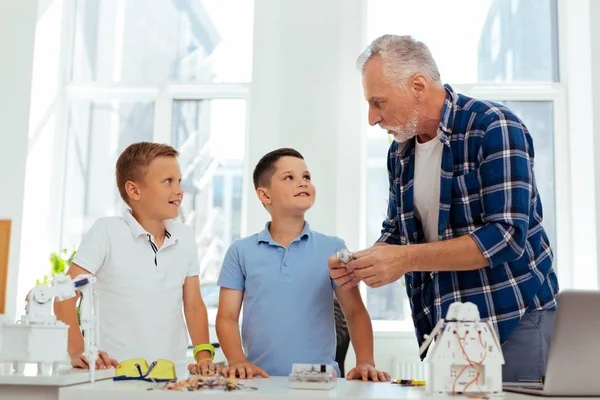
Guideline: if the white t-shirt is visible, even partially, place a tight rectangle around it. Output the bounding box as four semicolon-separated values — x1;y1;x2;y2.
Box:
72;211;199;362
414;137;444;243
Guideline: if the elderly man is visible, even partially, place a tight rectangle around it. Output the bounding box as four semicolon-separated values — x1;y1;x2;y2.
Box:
329;35;559;382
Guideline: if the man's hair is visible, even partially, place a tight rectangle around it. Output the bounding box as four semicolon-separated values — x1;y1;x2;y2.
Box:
115;142;179;205
356;35;441;88
253;148;304;190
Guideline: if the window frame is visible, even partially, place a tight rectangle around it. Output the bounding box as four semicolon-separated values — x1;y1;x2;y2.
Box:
53;0;252;251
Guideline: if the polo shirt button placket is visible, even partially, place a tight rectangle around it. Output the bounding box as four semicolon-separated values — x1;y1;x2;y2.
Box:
147;234;159;267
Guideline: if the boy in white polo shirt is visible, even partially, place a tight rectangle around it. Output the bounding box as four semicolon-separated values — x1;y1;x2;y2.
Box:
55;142;217;372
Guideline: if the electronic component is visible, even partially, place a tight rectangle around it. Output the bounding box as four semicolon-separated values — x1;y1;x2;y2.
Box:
420;302;504;396
289;363;336;390
393;379;425;386
335;249;355;264
0;275;99;383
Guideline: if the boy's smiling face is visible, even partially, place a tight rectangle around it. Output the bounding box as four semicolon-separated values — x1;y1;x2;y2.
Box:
131;155;184;220
258;156;316;215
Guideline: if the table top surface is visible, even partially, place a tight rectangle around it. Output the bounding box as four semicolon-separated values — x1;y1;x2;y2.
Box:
58;375;600;400
3;363;599;400
0;363;114;386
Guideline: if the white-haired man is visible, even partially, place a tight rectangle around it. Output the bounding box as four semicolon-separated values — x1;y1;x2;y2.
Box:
329;35;559;382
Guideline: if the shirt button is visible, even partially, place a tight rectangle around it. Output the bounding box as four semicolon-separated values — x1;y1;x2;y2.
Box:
278;248;283;253
284;262;288;266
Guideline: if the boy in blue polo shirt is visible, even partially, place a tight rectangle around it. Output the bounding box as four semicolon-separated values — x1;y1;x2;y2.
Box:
209;148;389;381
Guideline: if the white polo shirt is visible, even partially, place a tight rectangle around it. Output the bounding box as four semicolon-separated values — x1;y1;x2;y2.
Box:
72;211;199;363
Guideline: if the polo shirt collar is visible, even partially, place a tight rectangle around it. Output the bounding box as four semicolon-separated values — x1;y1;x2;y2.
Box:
123;210;175;242
257;221;312;245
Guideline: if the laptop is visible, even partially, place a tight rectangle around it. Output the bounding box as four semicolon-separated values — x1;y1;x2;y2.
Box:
503;290;600;397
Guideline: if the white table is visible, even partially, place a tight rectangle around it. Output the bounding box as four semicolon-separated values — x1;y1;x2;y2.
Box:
0;363;114;400
58;376;600;400
4;362;599;400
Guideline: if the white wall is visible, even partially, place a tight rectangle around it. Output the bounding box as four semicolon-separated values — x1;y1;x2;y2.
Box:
561;0;598;289
246;0;365;251
591;0;600;290
17;0;69;313
0;0;38;321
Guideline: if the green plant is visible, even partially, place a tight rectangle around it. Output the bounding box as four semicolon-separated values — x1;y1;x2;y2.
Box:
36;248;76;285
36;248;81;322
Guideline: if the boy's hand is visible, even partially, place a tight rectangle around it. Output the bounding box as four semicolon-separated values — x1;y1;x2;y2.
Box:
328;253;356;288
223;359;269;379
346;363;391;382
69;348;118;369
187;359;221;375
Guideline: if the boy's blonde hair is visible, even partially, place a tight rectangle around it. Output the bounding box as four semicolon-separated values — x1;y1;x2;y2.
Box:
116;142;179;206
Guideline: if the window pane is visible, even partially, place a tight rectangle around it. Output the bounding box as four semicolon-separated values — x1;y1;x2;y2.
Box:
367;0;558;83
72;0;254;83
172;99;246;282
366;164;390;245
61;100;154;248
365;165;407;321
502;101;556;254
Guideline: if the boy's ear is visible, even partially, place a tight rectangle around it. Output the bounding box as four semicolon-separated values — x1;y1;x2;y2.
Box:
256;187;271;206
125;180;141;202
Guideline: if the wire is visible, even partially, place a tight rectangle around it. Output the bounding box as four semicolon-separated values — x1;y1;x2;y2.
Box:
451;329;489;400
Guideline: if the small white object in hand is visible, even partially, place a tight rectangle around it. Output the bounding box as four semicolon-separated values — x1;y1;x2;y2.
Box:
336;249;355;264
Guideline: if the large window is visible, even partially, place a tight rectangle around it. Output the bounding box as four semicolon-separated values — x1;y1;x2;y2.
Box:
365;0;563;324
59;0;253;284
171;99;246;282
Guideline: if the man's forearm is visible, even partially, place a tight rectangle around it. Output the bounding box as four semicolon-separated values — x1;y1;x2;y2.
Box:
346;311;375;365
406;234;488;272
374;241;390;247
216;316;246;363
54;296;84;353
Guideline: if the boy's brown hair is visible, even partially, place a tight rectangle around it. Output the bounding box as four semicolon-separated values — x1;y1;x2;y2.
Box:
253;148;304;190
116;142;179;205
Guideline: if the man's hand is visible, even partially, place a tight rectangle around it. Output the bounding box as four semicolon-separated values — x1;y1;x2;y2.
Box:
346;363;391;382
187;359;221;375
69;348;118;369
222;359;269;379
346;246;409;288
328;253;356;288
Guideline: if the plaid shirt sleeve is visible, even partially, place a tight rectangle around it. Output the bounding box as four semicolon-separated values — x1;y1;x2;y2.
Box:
470;114;533;268
378;143;402;245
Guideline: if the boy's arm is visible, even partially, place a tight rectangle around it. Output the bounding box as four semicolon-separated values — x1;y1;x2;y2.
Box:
216;288;245;363
182;276;211;360
335;286;390;382
54;263;117;369
216;288;269;378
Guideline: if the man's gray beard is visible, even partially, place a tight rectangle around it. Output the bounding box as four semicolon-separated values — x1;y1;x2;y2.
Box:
386;109;420;143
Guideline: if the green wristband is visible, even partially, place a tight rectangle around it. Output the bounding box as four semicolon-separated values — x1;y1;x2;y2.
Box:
193;344;215;361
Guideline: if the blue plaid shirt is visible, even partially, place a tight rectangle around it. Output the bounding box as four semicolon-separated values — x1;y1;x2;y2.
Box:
378;85;559;355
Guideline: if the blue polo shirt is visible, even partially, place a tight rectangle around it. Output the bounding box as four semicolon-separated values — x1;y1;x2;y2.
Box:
217;221;346;376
